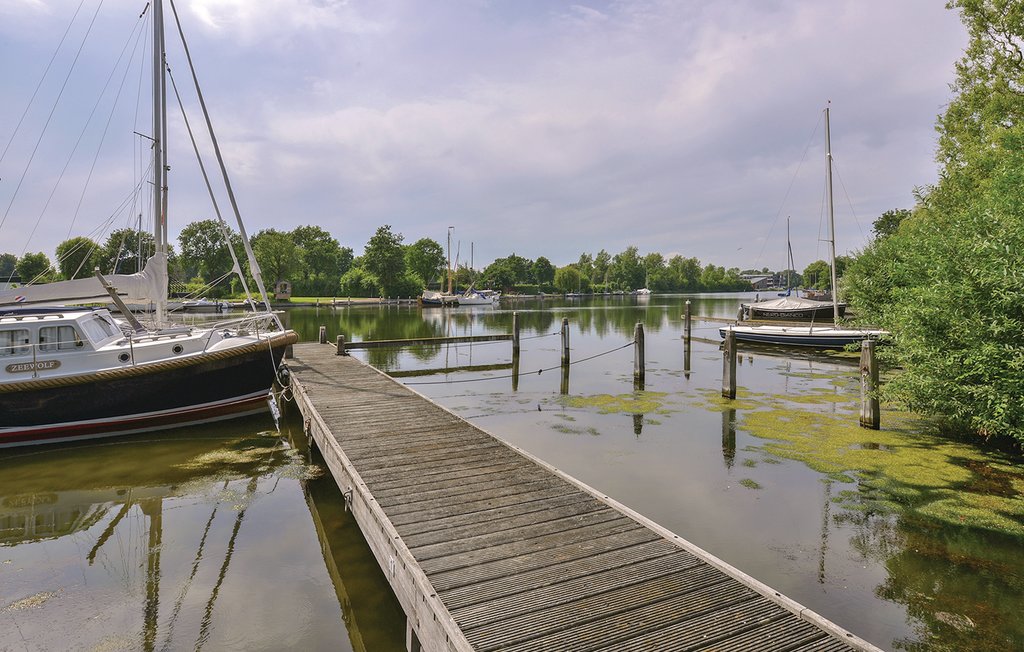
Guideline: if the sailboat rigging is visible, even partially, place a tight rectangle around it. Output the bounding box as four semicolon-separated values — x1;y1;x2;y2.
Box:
723;105;885;348
0;0;297;446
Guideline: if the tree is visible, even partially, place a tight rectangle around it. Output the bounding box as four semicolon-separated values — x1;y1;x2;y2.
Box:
16;252;53;284
362;225;406;296
592;249;611;286
576;253;594;283
0;253;16;278
291;225;342;295
609;246;644;290
178;219;237;285
802;260;831;290
843;2;1024;445
553;266;582;293
339;267;380;297
872;209;912;239
100;228;156;274
533;256;555;290
405;238;445;287
252;229;298;286
54;237;101;280
666;255;701;291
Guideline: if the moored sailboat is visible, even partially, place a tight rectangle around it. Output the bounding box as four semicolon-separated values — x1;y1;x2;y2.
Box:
723;105;885;348
0;0;296;447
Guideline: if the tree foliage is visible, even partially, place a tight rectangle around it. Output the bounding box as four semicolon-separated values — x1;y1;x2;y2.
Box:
252;229;298;287
55;237;101;280
405;238;445;287
844;1;1024;444
362;225;407;296
16;252;53;284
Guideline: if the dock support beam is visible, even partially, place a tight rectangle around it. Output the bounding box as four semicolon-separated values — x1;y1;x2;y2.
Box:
860;339;880;429
722;328;737;399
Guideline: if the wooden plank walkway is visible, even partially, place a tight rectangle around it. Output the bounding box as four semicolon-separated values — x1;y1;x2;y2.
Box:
288;342;880;652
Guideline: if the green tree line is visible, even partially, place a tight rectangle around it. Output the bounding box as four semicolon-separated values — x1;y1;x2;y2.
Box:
842;1;1024;446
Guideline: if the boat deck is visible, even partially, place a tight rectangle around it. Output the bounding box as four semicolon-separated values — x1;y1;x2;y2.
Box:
287;342;878;651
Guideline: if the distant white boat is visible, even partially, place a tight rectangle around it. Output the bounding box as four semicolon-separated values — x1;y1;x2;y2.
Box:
635;288;652;296
457;288;500;306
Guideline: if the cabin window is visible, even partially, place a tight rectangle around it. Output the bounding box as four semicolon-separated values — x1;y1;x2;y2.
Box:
0;328;30;356
81;315;119;341
39;325;81;352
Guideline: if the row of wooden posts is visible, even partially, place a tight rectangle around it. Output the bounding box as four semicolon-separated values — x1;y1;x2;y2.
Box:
315;299;880;429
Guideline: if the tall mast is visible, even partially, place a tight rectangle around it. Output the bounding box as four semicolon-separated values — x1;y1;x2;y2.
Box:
824;104;839;322
447;226;454;295
152;0;168;326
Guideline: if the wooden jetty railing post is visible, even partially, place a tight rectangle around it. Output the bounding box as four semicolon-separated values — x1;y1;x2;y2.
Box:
336;335;347;356
633;322;645;387
683;300;692;376
722;328;737;399
860;339;880;429
560;317;570;365
512;311;520;356
318;325;327;344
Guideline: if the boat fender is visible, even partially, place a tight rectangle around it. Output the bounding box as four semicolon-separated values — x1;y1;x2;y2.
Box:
276;365;291;387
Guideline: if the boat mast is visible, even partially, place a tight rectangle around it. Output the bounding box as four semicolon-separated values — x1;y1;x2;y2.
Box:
786;217;792;292
152;0;168;326
447;226;454;295
824;104;840;322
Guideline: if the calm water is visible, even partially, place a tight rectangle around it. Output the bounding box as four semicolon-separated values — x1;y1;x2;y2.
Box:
3;294;1022;651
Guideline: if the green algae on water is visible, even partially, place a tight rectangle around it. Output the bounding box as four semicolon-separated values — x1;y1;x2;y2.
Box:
739;402;1024;538
739;478;762;490
563;391;670;415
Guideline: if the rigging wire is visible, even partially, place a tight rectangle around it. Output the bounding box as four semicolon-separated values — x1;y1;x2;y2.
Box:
0;0;87;167
0;0;106;236
66;11;151;241
751;110;824;270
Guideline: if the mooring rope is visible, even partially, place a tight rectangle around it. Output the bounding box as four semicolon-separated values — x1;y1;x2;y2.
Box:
401;340;635;386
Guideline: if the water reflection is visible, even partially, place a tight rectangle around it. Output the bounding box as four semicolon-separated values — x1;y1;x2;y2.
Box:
0;419;405;652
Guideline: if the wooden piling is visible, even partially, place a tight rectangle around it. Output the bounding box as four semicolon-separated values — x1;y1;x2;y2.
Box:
860;339;880;429
633;322;645;383
318;325;327;344
512;312;521;356
722;328;737;399
561;317;570;365
336;335;347;356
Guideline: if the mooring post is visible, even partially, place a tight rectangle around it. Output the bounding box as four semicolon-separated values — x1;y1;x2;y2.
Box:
560;363;570;395
722;328;737;399
860;339;880;429
318;325;327;344
561;317;570;365
512;353;520;392
512;312;521;356
336;335;347;356
683;300;692;377
634;322;645;383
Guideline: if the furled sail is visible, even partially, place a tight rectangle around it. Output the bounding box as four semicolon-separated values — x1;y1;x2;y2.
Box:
0;253;168;308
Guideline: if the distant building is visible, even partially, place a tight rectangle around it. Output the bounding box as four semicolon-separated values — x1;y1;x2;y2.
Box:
740;274;773;290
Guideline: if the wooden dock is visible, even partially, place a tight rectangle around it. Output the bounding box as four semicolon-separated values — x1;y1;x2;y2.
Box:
287;342;880;652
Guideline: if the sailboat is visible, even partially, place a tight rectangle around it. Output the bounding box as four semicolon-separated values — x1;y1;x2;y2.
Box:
742;218;847;321
722;105;885;348
0;0;297;447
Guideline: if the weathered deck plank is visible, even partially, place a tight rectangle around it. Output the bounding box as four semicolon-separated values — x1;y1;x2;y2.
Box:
288;342;880;652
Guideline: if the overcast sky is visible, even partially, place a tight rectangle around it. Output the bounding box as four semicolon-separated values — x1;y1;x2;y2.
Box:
0;0;968;273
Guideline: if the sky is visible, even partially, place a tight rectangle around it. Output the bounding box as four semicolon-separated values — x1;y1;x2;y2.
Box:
0;0;969;273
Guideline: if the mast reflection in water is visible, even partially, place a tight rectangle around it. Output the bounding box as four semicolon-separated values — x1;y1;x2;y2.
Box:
0;415;405;652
